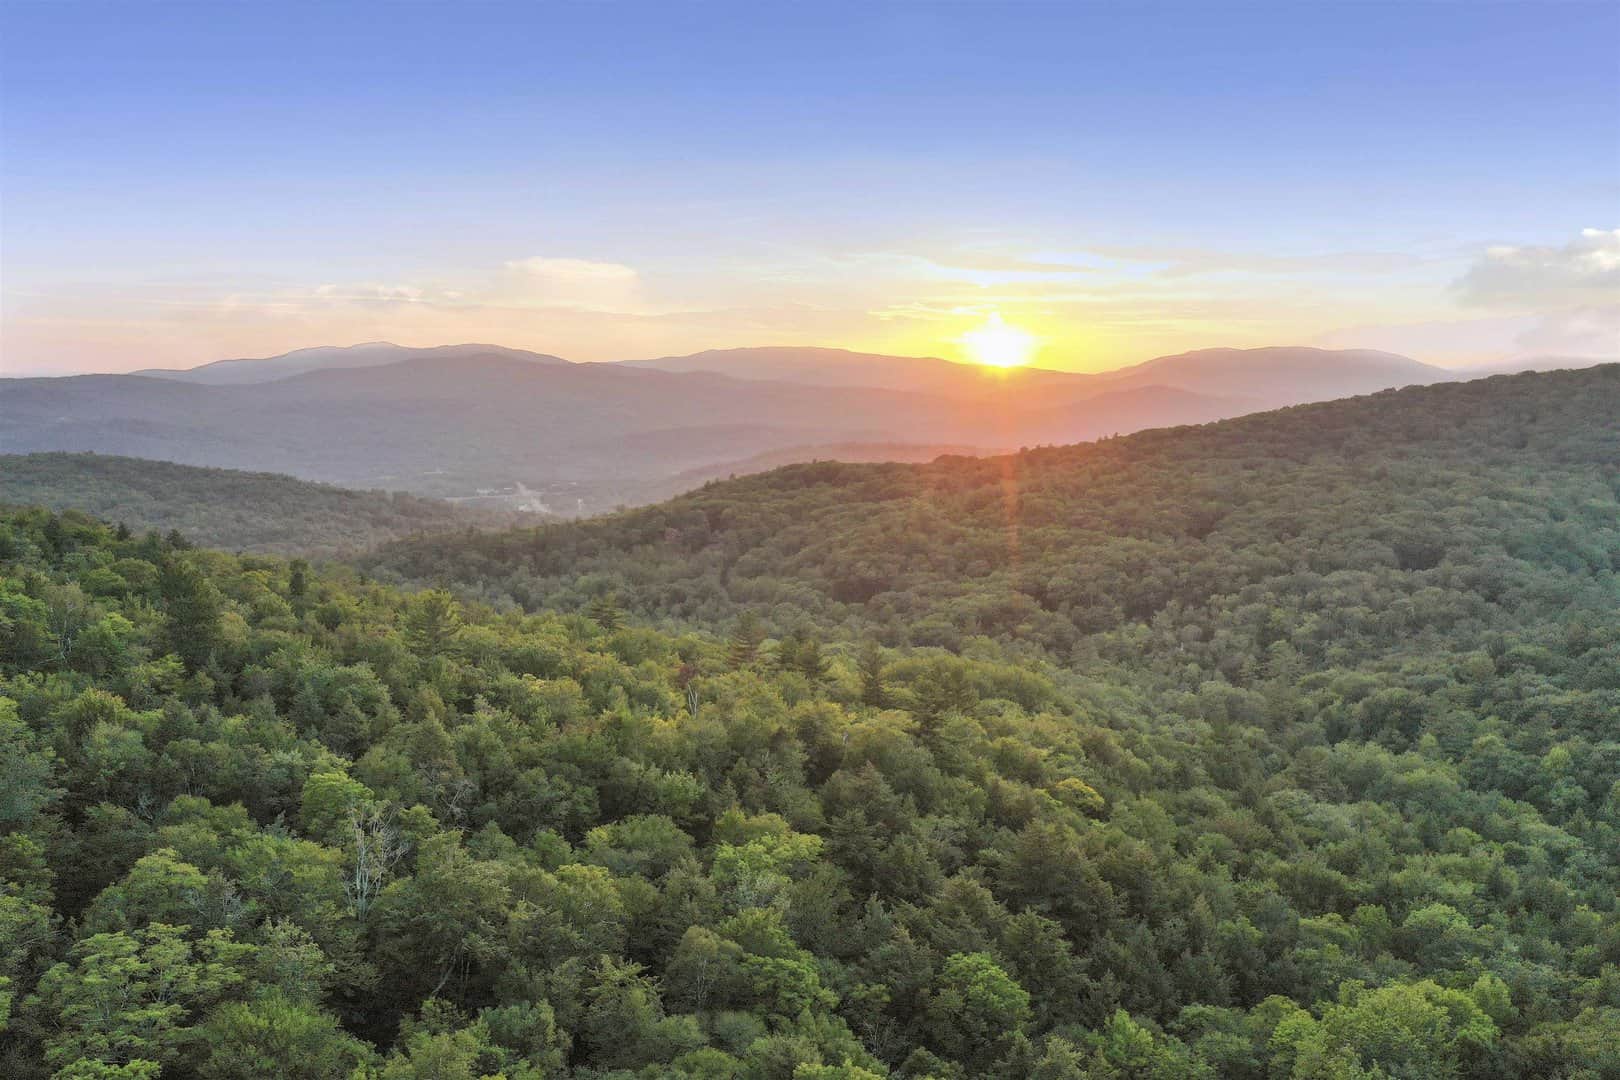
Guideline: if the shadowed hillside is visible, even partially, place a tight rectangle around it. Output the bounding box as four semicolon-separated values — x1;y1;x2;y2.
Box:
0;453;525;556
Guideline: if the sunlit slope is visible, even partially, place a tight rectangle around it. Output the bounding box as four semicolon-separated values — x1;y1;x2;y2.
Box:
366;365;1620;656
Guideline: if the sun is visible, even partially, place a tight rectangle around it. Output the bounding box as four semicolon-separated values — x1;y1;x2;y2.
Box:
961;313;1036;368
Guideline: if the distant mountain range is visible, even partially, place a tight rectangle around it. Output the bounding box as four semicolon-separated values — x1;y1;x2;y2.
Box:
628;343;1446;409
132;342;567;385
3;341;1585;514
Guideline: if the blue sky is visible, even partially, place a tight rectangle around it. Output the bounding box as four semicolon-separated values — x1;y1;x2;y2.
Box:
2;0;1616;373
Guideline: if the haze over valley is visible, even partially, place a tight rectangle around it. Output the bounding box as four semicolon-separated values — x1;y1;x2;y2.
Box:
0;340;1571;514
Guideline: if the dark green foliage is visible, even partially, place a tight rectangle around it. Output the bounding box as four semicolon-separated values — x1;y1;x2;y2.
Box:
2;368;1619;1077
585;593;623;632
726;612;767;670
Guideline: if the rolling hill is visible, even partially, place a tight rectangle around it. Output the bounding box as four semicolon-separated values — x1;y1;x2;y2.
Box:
131;341;568;385
0;453;523;556
364;364;1620;650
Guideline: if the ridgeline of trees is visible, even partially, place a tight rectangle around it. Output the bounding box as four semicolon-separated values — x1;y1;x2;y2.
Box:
364;366;1620;656
0;365;1617;1077
0;454;523;558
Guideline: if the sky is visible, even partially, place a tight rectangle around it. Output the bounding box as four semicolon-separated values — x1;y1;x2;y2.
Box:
2;0;1617;375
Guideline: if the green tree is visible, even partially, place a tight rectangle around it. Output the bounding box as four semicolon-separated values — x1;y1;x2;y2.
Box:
198;989;372;1079
924;952;1031;1071
403;589;462;657
0;697;60;827
158;557;223;670
28;925;251;1074
726;612;766;670
856;640;888;707
1279;980;1499;1080
586;593;624;632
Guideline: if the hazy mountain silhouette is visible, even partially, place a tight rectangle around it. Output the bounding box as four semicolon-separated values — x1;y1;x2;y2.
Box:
626;346;1088;397
132;342;567;384
2;352;1246;513
7;341;1505;514
1093;346;1448;404
629;344;1453;408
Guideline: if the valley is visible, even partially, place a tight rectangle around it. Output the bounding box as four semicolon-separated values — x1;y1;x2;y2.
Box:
1;343;1504;516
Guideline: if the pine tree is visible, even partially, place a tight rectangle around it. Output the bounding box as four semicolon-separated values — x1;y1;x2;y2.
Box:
404;589;462;657
857;640;888;707
779;630;829;680
586;593;623;632
726;612;765;670
159;557;223;670
288;559;310;598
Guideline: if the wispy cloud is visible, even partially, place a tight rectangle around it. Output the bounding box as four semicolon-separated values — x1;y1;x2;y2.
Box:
503;256;639;283
500;256;642;312
1512;304;1620;358
1455;227;1620;309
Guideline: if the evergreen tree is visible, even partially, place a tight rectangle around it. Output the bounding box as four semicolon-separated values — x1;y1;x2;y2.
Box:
158;556;223;670
403;589;462;657
857;640;888;707
585;593;623;632
726;612;766;670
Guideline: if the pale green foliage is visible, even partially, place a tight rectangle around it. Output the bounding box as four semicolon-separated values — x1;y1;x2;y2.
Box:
29;924;250;1073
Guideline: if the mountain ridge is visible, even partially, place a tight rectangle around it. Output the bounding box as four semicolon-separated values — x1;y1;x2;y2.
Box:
625;343;1453;407
362;363;1620;639
0;451;525;555
12;343;1593;515
132;341;570;385
0;353;1241;512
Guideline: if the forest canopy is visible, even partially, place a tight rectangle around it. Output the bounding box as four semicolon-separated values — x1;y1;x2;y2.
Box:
2;366;1618;1078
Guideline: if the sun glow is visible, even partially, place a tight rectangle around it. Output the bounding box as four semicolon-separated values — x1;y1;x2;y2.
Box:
961;313;1036;368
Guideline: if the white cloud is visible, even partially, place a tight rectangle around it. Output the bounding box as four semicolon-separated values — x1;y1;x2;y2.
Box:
1455;227;1620;309
504;256;639;282
1513;304;1620;358
311;283;432;305
500;256;641;312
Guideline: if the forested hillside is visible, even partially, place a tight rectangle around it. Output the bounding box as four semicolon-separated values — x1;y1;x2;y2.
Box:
367;366;1620;656
2;365;1618;1077
0;454;523;557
